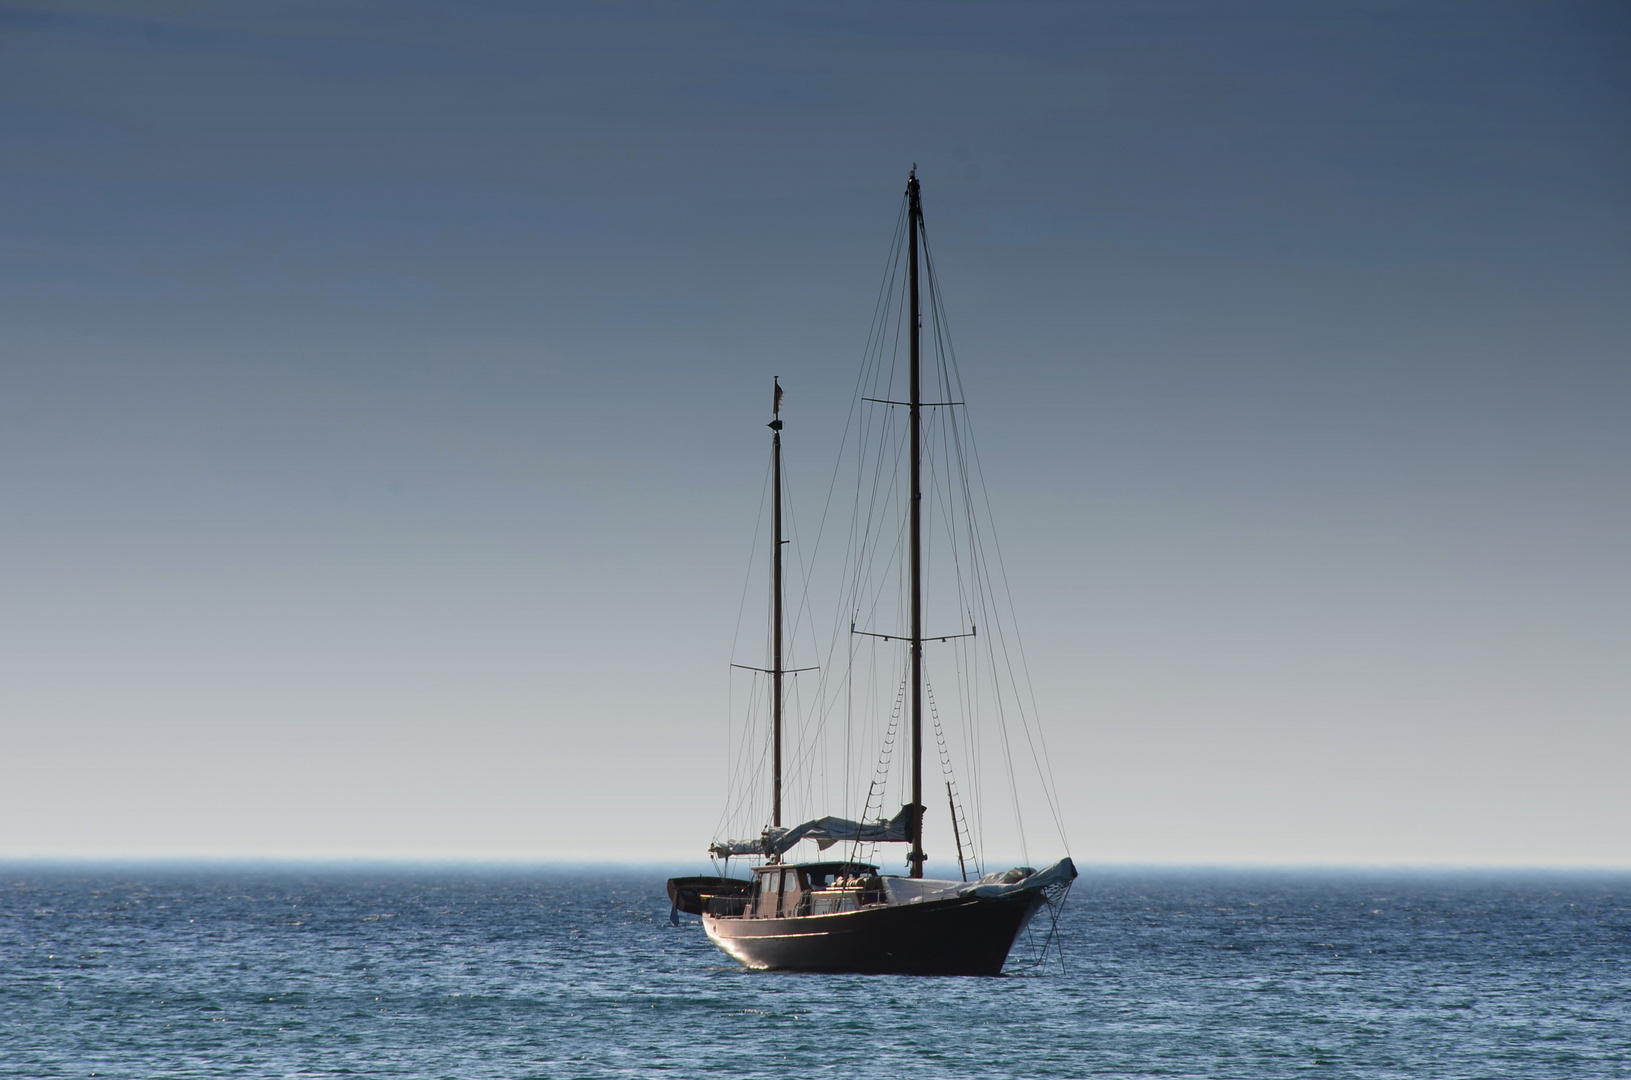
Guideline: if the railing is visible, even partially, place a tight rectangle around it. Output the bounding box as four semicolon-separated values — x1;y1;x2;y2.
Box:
706;895;749;917
707;884;888;919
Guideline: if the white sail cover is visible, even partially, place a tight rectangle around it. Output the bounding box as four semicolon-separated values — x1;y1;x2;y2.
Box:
878;858;1077;905
710;804;916;858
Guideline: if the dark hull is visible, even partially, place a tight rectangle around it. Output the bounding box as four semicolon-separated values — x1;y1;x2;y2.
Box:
703;891;1046;976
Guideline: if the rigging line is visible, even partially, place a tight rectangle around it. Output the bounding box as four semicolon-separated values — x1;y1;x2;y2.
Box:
722;675;753;832
853;282;912;618
787;672;832;793
718;660;732;844
779;199;913;835
924;225;1071;852
843;599;853;821
919;233;1003;863
924;669;978;874
919;237;979;680
790;692;862;813
779;452;825;706
916;239;1029;864
962;414;1072;850
848;653;903;864
859;634;882;821
840;407;908;660
854;482;911;642
937;346;986;860
856;331;907;590
727;675;769;829
785;195;908;774
951;632;985;867
846;222;913;643
849;407;899;630
846;637;870;841
940;346;992;859
878;214;909;415
858;393;904;548
723;445;774;702
719;671;770;836
922;407;975;639
957;468;1031;862
779;458;842;820
925;278;975;637
780;452;817;665
800;196;909;683
976;527;1051;859
800;204;912;776
719;671;754;840
930;415;968;630
786;672;815;819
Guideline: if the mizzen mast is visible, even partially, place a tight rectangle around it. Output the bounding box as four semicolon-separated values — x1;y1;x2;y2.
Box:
770;377;785;836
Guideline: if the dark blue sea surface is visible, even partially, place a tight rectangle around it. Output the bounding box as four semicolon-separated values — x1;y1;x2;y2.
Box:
2;865;1627;1078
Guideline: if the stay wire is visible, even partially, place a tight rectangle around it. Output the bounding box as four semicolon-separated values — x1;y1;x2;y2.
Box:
923;224;1072;853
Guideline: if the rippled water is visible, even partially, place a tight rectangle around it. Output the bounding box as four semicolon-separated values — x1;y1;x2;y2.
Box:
2;865;1627;1078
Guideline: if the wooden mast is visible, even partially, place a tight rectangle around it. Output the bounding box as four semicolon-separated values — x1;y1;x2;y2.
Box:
770;377;784;836
907;168;925;879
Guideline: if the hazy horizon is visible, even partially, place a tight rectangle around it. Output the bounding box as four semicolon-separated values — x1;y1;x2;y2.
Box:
5;854;1631;873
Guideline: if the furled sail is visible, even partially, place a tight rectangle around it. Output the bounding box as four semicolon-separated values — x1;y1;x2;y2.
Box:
710;804;919;858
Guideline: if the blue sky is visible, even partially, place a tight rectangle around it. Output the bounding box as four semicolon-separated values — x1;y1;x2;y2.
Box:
1;1;1627;865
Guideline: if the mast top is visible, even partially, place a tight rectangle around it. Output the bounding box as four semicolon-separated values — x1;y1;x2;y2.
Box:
769;376;783;431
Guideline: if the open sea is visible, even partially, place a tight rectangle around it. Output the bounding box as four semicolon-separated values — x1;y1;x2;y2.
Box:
2;865;1627;1078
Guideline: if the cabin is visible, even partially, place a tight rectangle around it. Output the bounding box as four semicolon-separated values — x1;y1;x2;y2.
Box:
748;862;883;918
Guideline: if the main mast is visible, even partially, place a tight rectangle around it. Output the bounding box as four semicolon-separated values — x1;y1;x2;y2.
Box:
770;377;784;836
907;169;925;879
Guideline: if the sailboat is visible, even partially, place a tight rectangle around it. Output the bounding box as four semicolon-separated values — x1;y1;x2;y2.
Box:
668;169;1074;976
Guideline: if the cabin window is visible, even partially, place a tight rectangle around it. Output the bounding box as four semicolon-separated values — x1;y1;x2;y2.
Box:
752;873;770;917
749;867;816;917
752;870;785;917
